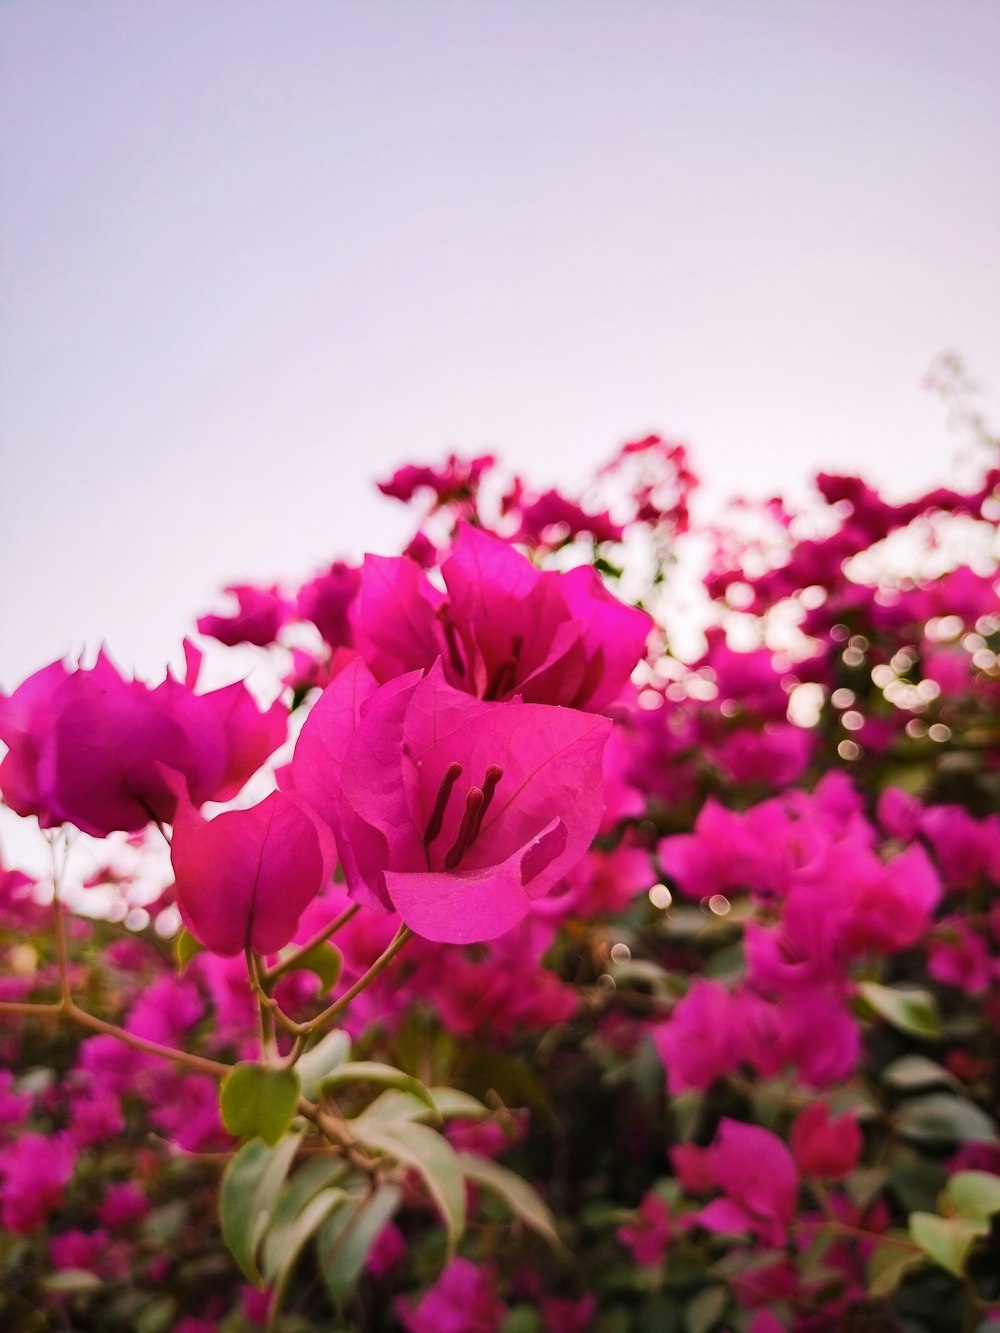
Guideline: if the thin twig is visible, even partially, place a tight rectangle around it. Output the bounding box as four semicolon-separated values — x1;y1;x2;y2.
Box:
297;925;413;1039
263;903;361;986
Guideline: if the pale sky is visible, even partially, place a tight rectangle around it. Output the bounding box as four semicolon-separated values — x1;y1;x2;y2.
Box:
2;0;999;689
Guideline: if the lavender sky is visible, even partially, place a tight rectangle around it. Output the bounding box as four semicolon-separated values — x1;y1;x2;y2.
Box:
2;1;999;689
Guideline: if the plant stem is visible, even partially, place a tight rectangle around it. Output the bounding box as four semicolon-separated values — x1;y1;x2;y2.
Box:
263;903;361;986
297;924;413;1039
0;995;230;1079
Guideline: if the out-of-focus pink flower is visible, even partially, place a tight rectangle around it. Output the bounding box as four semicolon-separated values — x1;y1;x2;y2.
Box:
790;1103;862;1180
692;1119;798;1249
352;524;650;711
877;786;923;841
0;1131;75;1233
539;1294;597;1332
617;1192;671;1265
240;1284;274;1325
67;1086;126;1147
197;583;291;648
712;724;812;789
0;1071;32;1129
378;453;495;505
50;1227;109;1272
777;989;860;1088
921;806;1000;891
365;1220;407;1277
652;980;740;1093
658;801;749;900
928;918;993;994
749;1312;788;1333
671;1142;715;1194
291;659;610;942
296;561;361;649
921;647;970;695
171;788;333;956
98;1181;149;1228
511;488;624;545
396;1256;507;1333
0;651;286;836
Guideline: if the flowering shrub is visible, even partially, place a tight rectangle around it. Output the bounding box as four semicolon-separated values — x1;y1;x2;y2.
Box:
1;427;999;1332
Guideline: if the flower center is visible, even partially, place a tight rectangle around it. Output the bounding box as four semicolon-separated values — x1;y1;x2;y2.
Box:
437;605;466;677
484;635;524;700
423;763;504;870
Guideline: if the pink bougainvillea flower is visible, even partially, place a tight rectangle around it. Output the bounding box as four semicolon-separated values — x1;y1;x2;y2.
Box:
395;1255;507;1333
377;452;495;506
693;1118;798;1249
928;917;993;994
196;582;292;648
790;1103;862;1180
511;487;625;545
0;651;286;836
774;988;861;1089
0;1131;76;1233
920;805;1000;891
652;979;741;1093
671;1142;715;1193
0;1072;32;1129
295;560;361;649
617;1191;672;1266
538;1295;597;1333
352;523;650;710
49;1228;109;1274
290;659;611;943
171;788;333;956
876;785;924;841
1;653;182;833
98;1182;149;1229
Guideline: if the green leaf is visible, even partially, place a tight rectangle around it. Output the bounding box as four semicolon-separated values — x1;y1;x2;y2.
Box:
358;1120;465;1251
501;1307;545;1333
296;1030;351;1101
42;1268;104;1295
317;1182;403;1307
457;1152;564;1253
320;1062;439;1118
610;958;677;997
426;1087;490;1121
220;1062;301;1146
265;1185;349;1322
281;941;342;991
882;1055;958;1091
175;927;203;972
797;1226;837;1280
220;1132;302;1284
896;1093;998;1145
909;1211;985;1277
685;1285;728;1333
262;1158;352;1281
460;1048;556;1125
857;981;942;1038
866;1233;925;1296
844;1166;888;1212
943;1170;1000;1224
352;1086;487;1131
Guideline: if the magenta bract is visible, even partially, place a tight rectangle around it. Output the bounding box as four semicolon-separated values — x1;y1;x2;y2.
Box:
196;583;292;648
171;788;332;956
291;660;611;942
352;523;651;709
0;652;286;837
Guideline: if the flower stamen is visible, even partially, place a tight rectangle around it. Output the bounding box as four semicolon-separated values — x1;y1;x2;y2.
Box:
423;762;463;852
444;787;485;869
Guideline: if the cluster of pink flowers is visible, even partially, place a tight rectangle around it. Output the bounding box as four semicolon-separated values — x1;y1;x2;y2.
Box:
1;428;998;1330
